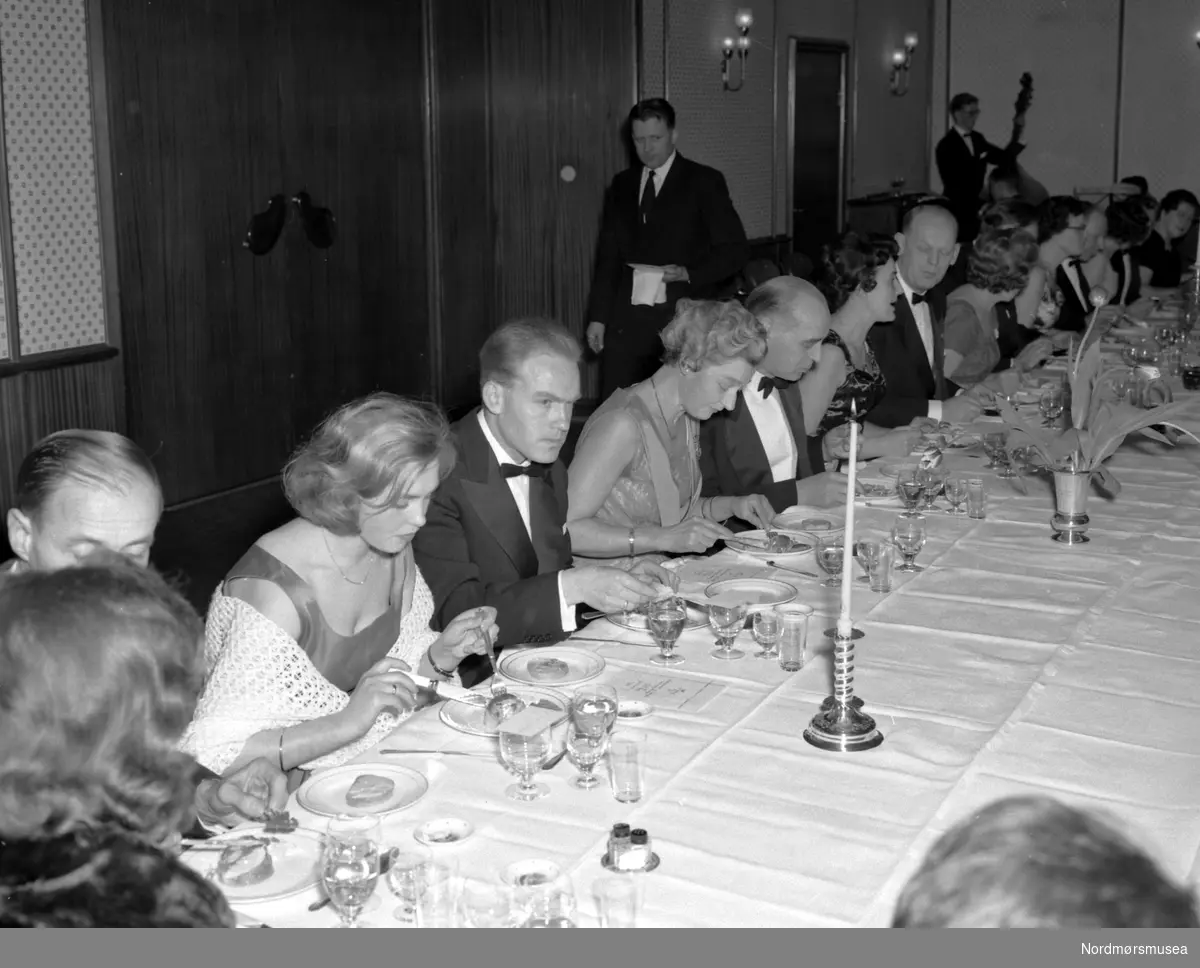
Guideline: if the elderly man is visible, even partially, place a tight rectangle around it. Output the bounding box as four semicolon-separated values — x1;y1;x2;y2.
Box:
413;318;674;686
3;429;287;830
698;277;847;514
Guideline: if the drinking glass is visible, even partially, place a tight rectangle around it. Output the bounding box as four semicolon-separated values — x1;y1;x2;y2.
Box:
776;604;812;671
891;514;927;573
707;601;747;660
594;877;639;928
814;534;844;587
752;607;782;658
385;844;432;923
966;478;986;519
565;726;609;791
609;733;646;803
414;859;459;928
521;875;578;928
498;725;551;801
1039;386;1065;427
918;466;944;511
943;475;968;515
461;877;514;928
982;432;1007;471
647;596;686;666
570;685;619;738
895;466;926;515
869;545;895;593
321;815;382;928
854;538;881;584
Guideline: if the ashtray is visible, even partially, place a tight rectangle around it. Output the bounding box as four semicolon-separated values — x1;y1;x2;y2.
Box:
600;851;660;873
414;818;474;846
616;700;652;720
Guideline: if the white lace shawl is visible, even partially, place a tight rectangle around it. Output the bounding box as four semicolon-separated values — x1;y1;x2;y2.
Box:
179;566;445;774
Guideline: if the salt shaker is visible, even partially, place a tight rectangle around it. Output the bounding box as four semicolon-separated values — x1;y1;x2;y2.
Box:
609;823;631;867
626;828;650;870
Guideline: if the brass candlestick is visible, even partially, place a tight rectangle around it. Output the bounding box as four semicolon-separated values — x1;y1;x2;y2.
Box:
803;626;884;752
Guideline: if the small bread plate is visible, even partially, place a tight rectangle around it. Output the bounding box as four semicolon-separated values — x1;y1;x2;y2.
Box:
616;699;653;720
414;818;475;846
724;529;813;559
772;505;845;539
179;823;323;904
607;602;709;635
601;851;661;873
857;462;898;496
296;763;429;819
440;683;570;737
704;578;797;612
497;646;604;687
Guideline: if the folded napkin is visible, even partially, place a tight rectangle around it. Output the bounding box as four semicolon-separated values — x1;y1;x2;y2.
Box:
630;264;667;306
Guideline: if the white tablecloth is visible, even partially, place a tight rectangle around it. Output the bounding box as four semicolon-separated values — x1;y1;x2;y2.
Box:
223;394;1200;928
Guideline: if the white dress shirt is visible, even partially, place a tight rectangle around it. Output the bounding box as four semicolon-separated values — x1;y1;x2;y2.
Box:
638;150;678;203
952;124;975;156
895;271;944;422
742;371;799;483
477;412;575;632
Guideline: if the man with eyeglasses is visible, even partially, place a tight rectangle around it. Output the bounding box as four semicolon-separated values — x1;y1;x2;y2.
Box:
936;93;1007;244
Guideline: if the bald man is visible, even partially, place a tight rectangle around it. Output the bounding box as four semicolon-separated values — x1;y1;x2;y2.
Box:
699;277;846;514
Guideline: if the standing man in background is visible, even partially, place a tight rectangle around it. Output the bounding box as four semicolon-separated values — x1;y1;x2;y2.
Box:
586;98;749;399
936;93;1006;245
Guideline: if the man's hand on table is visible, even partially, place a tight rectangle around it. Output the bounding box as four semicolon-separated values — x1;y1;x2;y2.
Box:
195;757;289;829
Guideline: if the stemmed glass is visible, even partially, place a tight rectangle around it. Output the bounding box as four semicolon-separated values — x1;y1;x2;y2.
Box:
918;466;944;511
385;844;432;923
895;467;926;516
647;596;686;666
891;515;927;573
854;538;881;584
751;607;782;658
567;685;617;790
814;533;844;586
708;601;747;660
320;815;382;928
499;724;552;801
982;432;1007;470
1039;386;1065;428
943;475;968;515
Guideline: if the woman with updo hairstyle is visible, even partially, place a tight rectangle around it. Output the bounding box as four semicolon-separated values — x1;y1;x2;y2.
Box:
568;298;776;561
942;227;1049;387
181;393;497;783
1085;195;1153;307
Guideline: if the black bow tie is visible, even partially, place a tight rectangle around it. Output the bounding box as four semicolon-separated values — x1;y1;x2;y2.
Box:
500;462;552;480
910;292;928;306
757;376;789;399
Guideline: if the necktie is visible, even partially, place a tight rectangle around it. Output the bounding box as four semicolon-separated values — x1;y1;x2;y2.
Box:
639;169;656;224
500;462;551;480
757;376;787;399
910;292;928;306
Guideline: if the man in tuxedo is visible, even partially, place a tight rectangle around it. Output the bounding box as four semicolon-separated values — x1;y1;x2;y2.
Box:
699;278;845;514
936;94;1006;244
1037;196;1091;333
586;98;749;399
412;318;671;686
867;201;983;428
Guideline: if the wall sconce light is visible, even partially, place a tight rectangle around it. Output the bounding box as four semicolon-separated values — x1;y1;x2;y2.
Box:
722;9;753;92
1194;29;1200;49
889;32;918;96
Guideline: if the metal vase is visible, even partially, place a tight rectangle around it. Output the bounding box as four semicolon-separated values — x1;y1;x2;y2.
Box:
1051;469;1091;544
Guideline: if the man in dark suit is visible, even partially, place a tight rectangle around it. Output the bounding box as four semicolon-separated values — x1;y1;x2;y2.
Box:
1037;196;1092;333
699;277;845;514
586;98;750;399
867;201;983;429
936;93;1006;244
411;319;671;686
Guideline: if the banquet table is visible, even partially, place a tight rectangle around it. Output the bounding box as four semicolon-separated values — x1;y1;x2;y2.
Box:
220;367;1200;929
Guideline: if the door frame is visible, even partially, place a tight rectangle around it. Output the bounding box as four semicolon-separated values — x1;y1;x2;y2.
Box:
786;37;850;243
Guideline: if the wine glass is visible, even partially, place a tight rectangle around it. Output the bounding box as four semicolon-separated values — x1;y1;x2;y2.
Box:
943;475;968;515
499;725;551;801
521;875;578;928
461;878;514;928
1039;386;1065;428
854;538;881;584
751;607;782;658
321;815;382;928
570;685;619;738
565;726;610;790
814;533;844;587
647;596;686;666
982;432;1007;470
707;601;747;660
891;515;927;573
385;844;432;923
895;466;926;516
918;466;944;511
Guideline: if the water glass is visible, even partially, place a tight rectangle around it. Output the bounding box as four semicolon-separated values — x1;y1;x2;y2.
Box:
966;478;986;519
895;466;925;515
647;596;686;666
891;514;927;573
414;859;459;928
386;844;433;923
594;877;639;928
609;732;646;803
854;538;881;584
566;726;609;791
521;875;578;928
1039;386;1065;427
708;601;747;660
499;724;551;801
814;534;844;587
943;475;968;514
460;878;514;928
982;432;1007;470
869;545;895;593
918;467;944;511
321;815;382;928
570;685;619;739
776;603;812;672
752;607;782;658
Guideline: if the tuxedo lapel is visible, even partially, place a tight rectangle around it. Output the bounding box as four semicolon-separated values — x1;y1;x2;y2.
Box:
928;289;948;400
896;295;936;397
722;394;776;489
776;383;813;478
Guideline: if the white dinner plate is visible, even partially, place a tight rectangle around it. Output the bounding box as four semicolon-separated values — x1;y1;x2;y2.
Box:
772;505;844;538
179;824;323;904
724;529;813;559
497;646;604;686
705;578;797;611
296;763;429;818
439;683;571;737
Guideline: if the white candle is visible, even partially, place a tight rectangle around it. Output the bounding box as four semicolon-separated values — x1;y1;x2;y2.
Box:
838;401;859;638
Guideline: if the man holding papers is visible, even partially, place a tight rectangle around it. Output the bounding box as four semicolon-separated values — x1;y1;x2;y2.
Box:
586;98;749;398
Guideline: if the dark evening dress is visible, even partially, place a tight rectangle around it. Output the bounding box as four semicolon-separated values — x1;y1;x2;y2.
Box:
816;330;887;435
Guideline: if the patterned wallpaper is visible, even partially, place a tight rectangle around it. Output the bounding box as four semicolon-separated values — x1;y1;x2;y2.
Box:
0;0;107;357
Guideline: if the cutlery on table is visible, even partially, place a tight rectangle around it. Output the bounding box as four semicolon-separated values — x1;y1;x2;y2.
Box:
407;672;488;707
764;560;821;580
380;748;495;758
541;749;568;771
308;850;393;912
181;835;276;852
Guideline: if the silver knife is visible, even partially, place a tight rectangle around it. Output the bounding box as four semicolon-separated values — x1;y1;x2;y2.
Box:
408;673;487;707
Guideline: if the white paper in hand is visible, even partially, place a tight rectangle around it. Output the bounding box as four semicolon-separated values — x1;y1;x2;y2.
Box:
630;264;667;306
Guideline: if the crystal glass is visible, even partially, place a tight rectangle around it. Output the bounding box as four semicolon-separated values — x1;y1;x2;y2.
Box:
647;596;686;666
499;725;551;801
321;815;382;928
751;607;782;658
918;466;944;511
520;875;578;928
943;475;968;515
776;603;812;671
707;601;747;660
385;844;433;923
854;538;881;584
595;877;639;928
891;514;927;573
1039;386;1065;427
895;466;926;515
461;877;514;928
565;726;609;790
570;685;619;739
814;533;844;587
982;432;1007;471
414;859;460;928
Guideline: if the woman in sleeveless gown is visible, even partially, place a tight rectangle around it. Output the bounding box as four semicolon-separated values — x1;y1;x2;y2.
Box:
567;299;776;564
180;395;497;780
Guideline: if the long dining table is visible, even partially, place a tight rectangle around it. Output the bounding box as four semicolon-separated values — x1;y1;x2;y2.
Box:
219;361;1200;929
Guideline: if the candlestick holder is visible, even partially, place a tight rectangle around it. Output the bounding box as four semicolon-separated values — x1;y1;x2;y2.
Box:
803;627;884;752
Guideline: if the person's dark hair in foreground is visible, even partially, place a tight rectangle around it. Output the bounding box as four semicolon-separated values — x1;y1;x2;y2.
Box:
892;796;1199;928
0;555;234;928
